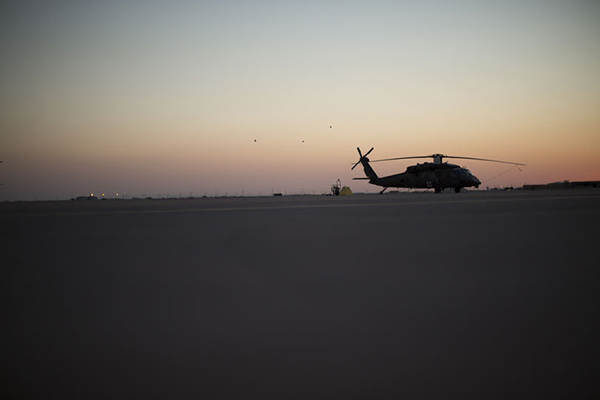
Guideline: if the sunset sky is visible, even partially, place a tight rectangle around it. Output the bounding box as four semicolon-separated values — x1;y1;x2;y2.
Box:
1;0;599;200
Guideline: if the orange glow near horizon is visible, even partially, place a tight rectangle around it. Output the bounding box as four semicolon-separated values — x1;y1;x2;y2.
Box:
1;2;599;200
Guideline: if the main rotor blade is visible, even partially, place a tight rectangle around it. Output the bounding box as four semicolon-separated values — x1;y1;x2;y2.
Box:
363;147;374;157
356;147;362;157
351;161;360;170
444;156;527;166
370;155;432;163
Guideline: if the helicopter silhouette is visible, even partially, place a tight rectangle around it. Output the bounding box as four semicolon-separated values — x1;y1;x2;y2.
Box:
352;147;526;193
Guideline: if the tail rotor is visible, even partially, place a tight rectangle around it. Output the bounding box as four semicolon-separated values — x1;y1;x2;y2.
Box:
351;147;374;170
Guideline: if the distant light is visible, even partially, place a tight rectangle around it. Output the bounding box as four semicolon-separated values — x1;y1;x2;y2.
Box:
102;193;105;197
116;193;119;196
90;193;94;197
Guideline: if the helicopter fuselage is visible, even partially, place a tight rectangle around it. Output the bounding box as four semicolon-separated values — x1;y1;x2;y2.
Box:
366;162;481;193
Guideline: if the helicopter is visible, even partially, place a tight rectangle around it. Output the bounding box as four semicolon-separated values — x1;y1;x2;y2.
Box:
351;147;526;193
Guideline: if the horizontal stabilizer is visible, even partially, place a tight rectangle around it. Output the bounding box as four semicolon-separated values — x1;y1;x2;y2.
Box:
352;177;370;180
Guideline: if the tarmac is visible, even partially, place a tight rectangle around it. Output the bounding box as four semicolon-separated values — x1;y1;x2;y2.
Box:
2;189;599;399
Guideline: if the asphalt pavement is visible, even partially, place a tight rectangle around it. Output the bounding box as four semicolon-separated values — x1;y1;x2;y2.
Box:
2;190;599;399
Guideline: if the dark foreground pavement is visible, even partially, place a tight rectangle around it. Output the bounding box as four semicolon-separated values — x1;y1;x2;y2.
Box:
2;190;599;399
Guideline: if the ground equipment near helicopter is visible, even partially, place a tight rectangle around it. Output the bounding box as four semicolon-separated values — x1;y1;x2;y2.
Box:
351;147;526;194
331;179;342;196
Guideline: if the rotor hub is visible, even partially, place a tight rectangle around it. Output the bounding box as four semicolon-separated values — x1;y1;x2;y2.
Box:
432;154;444;164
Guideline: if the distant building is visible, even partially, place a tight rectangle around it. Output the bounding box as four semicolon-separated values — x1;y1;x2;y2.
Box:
523;180;600;190
74;196;98;201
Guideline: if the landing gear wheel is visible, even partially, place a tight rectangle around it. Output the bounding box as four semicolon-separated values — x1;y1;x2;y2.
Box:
434;187;441;193
454;187;461;193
